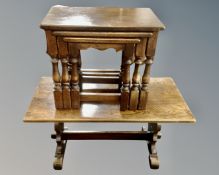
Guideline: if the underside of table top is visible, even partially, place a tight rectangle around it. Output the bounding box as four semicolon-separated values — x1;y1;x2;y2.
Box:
23;77;195;123
40;5;165;31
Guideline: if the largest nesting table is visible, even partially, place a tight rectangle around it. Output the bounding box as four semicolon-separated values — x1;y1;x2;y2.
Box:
39;5;166;111
24;5;196;171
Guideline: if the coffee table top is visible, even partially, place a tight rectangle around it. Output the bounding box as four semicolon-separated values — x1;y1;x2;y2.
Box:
23;77;195;123
40;5;165;32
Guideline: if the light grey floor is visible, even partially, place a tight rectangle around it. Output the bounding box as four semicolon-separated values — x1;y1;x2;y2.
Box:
0;0;218;175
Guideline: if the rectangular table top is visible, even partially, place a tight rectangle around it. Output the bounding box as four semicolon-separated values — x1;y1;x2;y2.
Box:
23;77;195;123
40;5;165;32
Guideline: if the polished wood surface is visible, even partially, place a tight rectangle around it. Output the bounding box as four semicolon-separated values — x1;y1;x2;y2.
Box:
24;77;195;123
53;31;153;37
40;5;165;31
41;6;165;110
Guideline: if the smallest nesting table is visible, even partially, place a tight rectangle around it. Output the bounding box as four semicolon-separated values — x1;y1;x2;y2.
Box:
40;5;165;111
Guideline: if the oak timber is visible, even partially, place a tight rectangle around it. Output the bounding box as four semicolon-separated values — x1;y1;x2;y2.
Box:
24;77;196;123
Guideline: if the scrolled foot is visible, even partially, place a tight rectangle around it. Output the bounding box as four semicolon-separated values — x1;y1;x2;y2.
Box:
53;157;63;170
149;154;159;169
146;123;161;169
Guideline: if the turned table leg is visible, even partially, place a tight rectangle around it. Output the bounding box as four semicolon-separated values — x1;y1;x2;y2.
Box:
61;58;71;109
69;43;80;109
139;32;159;109
51;58;63;109
57;36;71;109
129;60;141;110
138;56;154;109
45;31;63;109
120;44;134;110
129;38;147;110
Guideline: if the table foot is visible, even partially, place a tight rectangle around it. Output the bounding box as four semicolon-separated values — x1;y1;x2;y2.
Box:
53;123;67;170
53;140;67;170
144;123;161;169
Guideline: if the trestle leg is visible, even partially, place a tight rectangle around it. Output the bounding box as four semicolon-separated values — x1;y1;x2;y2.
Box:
53;123;67;170
143;123;161;169
52;123;161;170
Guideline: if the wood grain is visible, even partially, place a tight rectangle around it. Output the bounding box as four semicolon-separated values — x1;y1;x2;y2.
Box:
120;44;133;111
63;37;140;44
24;77;196;123
53;31;153;38
45;30;58;58
40;6;165;31
41;6;165;111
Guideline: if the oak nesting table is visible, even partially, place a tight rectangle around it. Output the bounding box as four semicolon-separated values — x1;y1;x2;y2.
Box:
24;5;196;171
40;5;166;111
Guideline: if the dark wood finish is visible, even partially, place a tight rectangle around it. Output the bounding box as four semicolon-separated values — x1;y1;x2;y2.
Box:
81;69;120;73
82;72;120;77
51;122;163;170
81;76;120;84
51;130;154;140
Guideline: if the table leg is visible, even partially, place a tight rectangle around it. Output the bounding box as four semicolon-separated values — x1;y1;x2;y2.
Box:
53;123;67;170
129;60;141;110
51;124;161;170
61;58;71;109
139;32;159;110
138;56;154;109
51;58;63;109
130;38;147;110
120;44;134;110
69;44;80;109
145;123;161;169
45;31;63;109
56;36;72;109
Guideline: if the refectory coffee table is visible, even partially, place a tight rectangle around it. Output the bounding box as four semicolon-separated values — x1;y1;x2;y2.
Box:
24;77;196;170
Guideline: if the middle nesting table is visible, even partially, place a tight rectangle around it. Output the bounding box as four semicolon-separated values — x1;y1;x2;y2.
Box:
40;6;165;110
